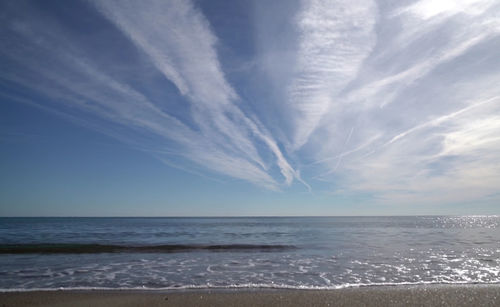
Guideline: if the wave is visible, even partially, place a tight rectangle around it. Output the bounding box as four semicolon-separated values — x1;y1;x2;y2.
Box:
1;281;500;292
0;243;296;254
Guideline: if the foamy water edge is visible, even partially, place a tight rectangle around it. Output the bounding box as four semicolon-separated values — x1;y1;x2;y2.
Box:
2;280;500;292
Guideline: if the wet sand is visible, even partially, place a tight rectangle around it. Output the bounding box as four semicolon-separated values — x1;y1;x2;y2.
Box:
1;284;500;307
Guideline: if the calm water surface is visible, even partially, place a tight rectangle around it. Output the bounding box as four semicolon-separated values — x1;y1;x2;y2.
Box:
0;216;499;290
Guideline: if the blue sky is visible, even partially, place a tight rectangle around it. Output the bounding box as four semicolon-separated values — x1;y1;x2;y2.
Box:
1;0;500;216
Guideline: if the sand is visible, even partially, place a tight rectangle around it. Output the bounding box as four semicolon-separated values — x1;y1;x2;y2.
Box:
1;284;500;307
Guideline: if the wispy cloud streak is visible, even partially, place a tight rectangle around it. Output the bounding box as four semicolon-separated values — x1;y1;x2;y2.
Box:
1;0;303;190
92;0;307;189
287;0;377;149
2;0;500;207
301;0;500;205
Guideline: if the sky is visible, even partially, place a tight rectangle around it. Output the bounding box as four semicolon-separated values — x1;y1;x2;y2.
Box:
1;0;500;216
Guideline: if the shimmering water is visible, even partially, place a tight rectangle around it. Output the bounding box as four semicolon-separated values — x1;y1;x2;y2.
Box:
1;216;499;290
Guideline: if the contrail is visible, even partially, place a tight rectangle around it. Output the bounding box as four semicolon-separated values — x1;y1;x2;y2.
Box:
332;127;354;172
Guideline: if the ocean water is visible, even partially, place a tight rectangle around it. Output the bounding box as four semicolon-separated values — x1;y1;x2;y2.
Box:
0;216;499;291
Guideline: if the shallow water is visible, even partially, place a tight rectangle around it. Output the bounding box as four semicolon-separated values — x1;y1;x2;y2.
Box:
1;216;499;290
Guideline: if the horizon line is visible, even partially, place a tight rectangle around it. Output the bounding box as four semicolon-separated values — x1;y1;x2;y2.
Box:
1;215;497;218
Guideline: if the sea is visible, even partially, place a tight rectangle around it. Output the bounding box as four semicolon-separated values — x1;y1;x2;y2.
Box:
1;216;499;291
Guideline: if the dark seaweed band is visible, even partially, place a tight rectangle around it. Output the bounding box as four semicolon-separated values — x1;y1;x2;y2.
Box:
0;243;296;254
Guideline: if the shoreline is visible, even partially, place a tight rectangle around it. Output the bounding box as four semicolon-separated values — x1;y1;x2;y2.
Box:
2;284;500;306
1;281;500;292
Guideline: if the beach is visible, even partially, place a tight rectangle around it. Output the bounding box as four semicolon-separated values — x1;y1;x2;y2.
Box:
2;285;500;307
2;217;500;305
2;0;500;304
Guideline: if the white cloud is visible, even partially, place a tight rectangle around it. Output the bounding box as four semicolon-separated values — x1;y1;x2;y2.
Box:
404;0;494;20
302;0;500;205
2;0;500;206
344;1;500;110
287;0;377;149
1;0;304;190
92;0;307;188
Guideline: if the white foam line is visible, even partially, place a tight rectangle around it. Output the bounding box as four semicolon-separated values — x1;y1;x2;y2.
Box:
2;281;499;292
